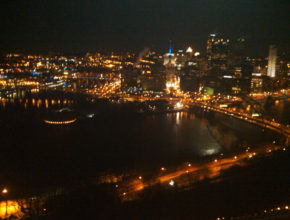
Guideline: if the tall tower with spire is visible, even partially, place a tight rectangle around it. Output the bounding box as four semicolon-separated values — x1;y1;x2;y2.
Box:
163;40;176;67
168;40;172;54
163;40;180;94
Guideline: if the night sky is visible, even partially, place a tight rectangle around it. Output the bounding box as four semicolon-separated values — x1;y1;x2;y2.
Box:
0;0;289;56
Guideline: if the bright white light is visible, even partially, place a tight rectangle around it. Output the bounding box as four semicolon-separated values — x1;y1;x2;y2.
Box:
252;73;261;76
186;47;193;53
169;180;174;186
87;113;94;118
194;52;200;56
176;102;182;109
204;148;217;155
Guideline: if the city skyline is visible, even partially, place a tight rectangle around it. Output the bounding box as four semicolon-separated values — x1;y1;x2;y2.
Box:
0;1;289;219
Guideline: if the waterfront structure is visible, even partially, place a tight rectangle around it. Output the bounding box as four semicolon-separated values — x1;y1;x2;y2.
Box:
267;45;277;78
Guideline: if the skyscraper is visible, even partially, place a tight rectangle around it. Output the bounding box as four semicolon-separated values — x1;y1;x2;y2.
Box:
163;40;176;68
163;41;179;94
267;45;277;78
206;33;230;72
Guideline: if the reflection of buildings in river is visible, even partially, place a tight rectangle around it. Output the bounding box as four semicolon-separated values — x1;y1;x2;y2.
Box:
171;111;222;157
176;112;180;124
0;98;74;109
176;111;188;125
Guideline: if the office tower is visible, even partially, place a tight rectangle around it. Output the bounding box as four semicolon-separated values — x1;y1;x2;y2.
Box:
206;33;230;72
277;52;288;77
267;45;277;78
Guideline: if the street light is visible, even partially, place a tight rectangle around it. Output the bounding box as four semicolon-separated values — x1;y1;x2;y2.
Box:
1;188;8;218
2;188;8;194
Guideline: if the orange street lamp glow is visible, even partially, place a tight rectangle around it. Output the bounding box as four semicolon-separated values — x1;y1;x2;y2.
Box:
2;188;8;194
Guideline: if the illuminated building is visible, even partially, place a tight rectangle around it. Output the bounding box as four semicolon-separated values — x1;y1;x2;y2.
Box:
234;66;242;78
163;41;180;94
206;33;229;73
251;73;263;92
163;41;176;68
186;47;193;53
175;50;186;70
267;45;277;78
165;70;180;94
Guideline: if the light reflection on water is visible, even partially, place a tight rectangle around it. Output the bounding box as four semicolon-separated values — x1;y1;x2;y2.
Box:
0;102;286;213
176;112;180;124
170;111;222;157
45;99;49;108
0;98;74;109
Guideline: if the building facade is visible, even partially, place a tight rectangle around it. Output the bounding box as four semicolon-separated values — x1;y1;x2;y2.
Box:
267;45;277;78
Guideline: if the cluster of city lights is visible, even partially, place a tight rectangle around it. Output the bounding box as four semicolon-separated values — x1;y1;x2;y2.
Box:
197;102;290;138
118;135;288;200
217;204;289;220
